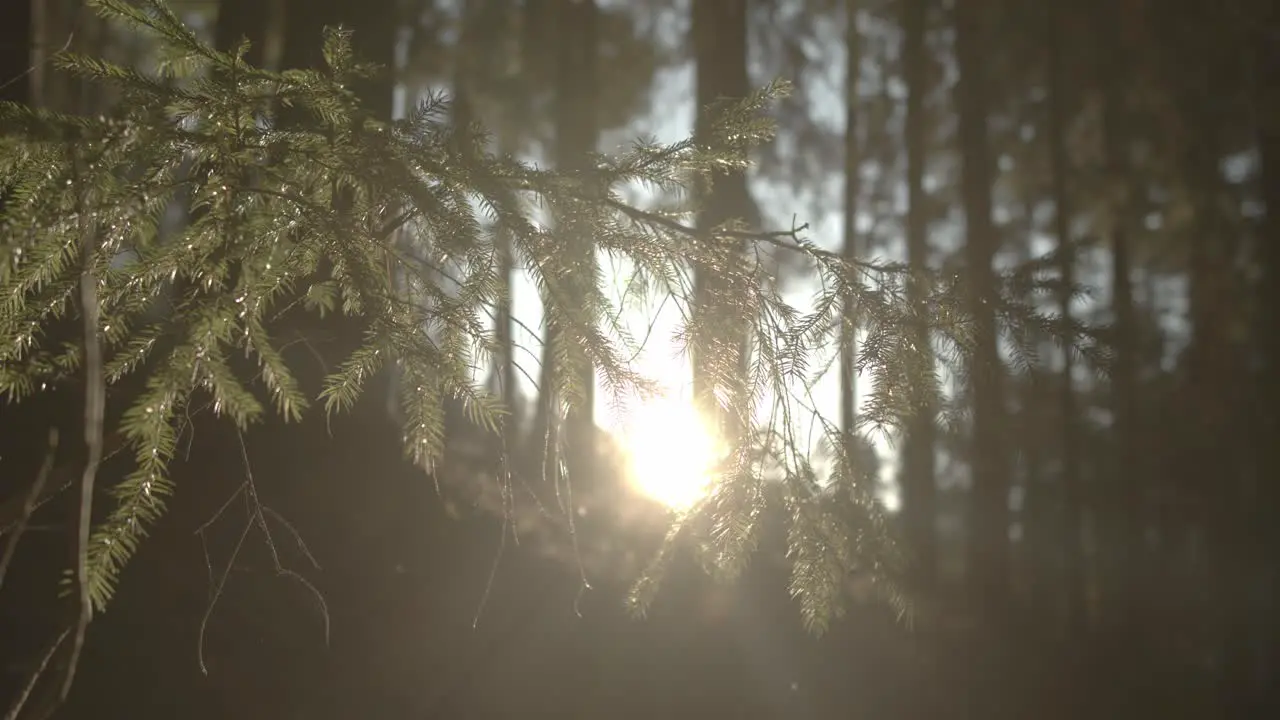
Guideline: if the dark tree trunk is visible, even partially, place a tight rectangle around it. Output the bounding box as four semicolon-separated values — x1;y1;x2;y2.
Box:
1254;8;1280;709
901;0;937;592
234;2;417;714
281;0;394;123
1047;0;1085;640
1094;0;1142;645
692;0;757;435
214;0;268;67
0;1;33;107
955;0;1011;618
553;0;599;483
26;0;85;111
840;0;860;461
1150;2;1257;712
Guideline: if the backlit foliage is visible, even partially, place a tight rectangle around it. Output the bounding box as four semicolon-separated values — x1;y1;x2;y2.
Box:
0;0;1091;633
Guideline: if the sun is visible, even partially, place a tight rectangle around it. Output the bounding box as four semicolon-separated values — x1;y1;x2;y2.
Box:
619;394;722;511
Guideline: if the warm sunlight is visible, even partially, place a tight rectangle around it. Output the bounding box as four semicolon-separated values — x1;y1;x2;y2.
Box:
619;395;722;511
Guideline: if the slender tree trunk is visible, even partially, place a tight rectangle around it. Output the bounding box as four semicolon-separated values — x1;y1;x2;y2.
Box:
0;3;32;106
901;0;936;591
482;2;518;454
215;0;268;67
1181;80;1252;720
840;0;860;462
281;0;394;122
26;0;47;108
270;3;407;712
1253;5;1280;710
1151;2;1256;709
692;0;756;435
530;0;554;474
1047;0;1085;640
0;0;38;500
1095;0;1141;642
26;0;78;112
553;0;599;483
1015;195;1052;624
493;192;516;434
955;0;1010;618
275;0;397;372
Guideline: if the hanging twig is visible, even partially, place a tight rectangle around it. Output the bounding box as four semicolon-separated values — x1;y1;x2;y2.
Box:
193;429;330;675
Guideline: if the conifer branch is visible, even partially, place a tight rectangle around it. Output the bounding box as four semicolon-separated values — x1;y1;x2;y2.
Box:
598;196;904;274
0;0;1084;662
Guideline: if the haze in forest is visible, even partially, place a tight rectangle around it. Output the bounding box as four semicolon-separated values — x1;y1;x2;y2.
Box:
0;1;1276;719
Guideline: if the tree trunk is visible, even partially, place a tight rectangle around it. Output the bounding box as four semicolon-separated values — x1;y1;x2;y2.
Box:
493;190;517;436
955;0;1010;618
530;0;555;480
692;0;757;435
215;0;268;67
901;0;937;591
1047;0;1085;640
840;0;860;464
1095;0;1141;643
1252;4;1280;710
27;0;80;111
451;0;519;454
1150;1;1256;710
553;0;599;483
5;1;34;107
281;0;395;122
266;2;410;712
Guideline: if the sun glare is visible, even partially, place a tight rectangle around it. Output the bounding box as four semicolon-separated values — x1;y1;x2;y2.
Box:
620;395;721;511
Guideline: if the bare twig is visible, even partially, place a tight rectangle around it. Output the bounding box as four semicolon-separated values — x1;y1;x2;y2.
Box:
195;504;253;675
233;430;328;630
0;430;60;595
260;507;321;571
59;154;106;703
194;431;329;674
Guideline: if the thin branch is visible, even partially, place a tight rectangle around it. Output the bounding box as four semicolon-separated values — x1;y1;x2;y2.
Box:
261;507;321;571
598;196;879;266
0;430;60;595
235;429;330;645
58;153;106;703
195;503;253;675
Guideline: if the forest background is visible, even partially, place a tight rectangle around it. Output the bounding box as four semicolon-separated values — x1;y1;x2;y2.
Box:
1;0;1277;718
